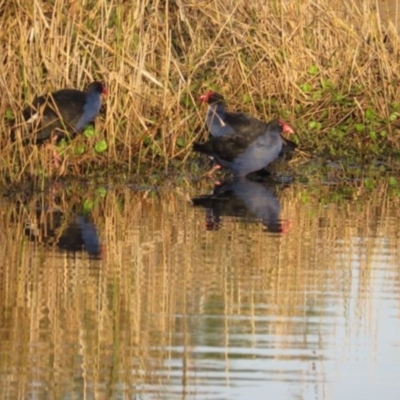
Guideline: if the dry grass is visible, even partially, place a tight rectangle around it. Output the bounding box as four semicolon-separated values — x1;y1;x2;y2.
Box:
1;0;400;184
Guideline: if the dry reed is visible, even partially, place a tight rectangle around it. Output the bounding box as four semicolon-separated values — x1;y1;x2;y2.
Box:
1;0;400;184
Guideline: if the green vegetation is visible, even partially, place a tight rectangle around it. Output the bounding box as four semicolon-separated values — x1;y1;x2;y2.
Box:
1;0;400;184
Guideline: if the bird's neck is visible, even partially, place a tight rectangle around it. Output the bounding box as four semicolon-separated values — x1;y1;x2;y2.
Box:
208;101;227;127
86;90;100;103
209;101;226;114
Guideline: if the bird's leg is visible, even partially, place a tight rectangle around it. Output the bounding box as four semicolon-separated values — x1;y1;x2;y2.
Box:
279;219;292;234
205;163;221;178
202;163;223;186
47;133;62;170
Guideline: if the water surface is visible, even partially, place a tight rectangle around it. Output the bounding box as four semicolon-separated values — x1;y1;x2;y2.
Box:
0;178;399;399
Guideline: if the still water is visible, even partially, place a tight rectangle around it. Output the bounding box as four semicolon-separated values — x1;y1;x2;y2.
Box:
0;177;399;400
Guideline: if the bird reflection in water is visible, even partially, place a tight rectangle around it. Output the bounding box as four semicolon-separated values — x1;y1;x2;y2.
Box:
192;178;291;234
14;183;105;259
24;210;104;259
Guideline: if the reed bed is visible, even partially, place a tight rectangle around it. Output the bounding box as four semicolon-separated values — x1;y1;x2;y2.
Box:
1;0;400;184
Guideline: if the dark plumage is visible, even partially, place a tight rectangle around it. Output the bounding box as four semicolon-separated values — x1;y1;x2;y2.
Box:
12;81;107;144
280;134;298;158
193;118;294;178
200;90;266;138
198;90;296;177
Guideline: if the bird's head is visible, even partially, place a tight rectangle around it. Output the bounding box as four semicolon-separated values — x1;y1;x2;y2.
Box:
88;81;108;96
199;90;225;105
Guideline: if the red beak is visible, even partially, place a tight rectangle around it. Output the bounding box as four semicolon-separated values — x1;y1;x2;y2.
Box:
199;90;214;103
199;94;208;102
280;120;294;135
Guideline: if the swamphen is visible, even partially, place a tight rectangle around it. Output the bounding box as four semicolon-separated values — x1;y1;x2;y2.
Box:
193;118;294;178
13;81;107;144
